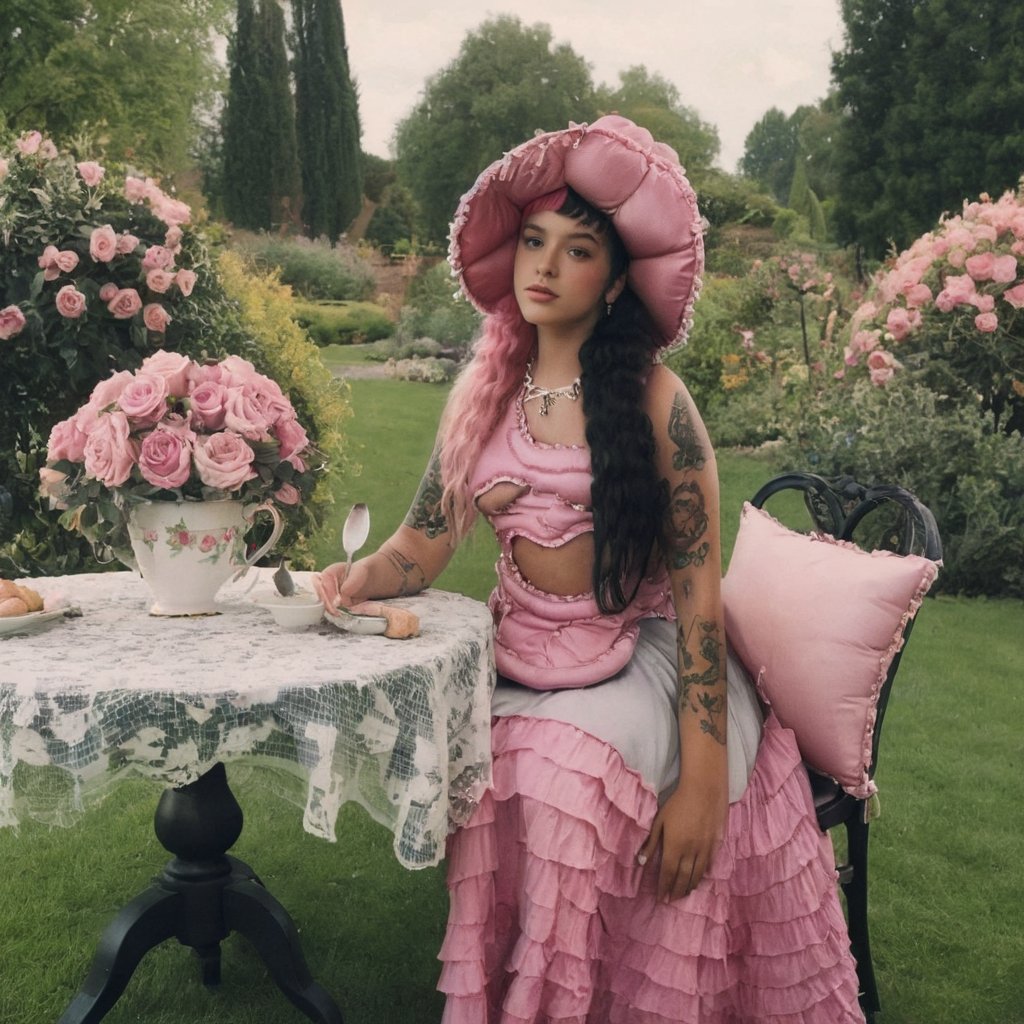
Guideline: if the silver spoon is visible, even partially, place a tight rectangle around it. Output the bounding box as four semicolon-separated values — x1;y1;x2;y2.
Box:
341;502;370;580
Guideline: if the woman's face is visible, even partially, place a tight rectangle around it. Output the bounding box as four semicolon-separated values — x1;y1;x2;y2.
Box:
513;209;624;336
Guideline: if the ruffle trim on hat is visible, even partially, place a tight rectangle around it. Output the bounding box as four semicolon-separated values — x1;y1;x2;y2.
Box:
438;714;865;1023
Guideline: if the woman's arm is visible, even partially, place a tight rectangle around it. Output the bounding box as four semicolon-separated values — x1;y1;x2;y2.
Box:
315;447;461;609
638;364;729;902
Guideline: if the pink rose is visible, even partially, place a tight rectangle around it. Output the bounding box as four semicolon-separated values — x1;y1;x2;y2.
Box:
83;411;137;487
37;245;79;280
965;252;995;281
55;284;87;319
88;369;135;410
0;157;8;180
199;533;218;552
118;372;168;425
174;268;197;296
152;195;191;227
223;386;270;439
141;351;192;397
164;226;184;249
904;283;933;308
143;303;172;333
866;349;900;386
970;292;995;313
16;131;42;155
274;416;309;461
1002;282;1024;308
76;161;105;187
0;305;27;340
217;355;260;388
274;483;301;506
47;416;90;462
141;245;175;271
975;312;999;333
194;432;257;492
39;139;57;159
885;307;914;342
188;381;228;429
145;268;175;294
107;288;142;319
188;361;227;387
992;254;1018;284
116;233;140;255
138;426;195;489
99;283;119;302
89;224;118;263
38;467;70;508
124;176;149;203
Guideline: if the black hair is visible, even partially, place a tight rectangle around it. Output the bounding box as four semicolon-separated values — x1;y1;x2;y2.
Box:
557;189;667;613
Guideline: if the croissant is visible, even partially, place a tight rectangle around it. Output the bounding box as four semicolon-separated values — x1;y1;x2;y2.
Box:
0;580;44;616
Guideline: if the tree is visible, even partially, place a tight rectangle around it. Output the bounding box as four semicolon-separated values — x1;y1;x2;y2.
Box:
597;67;719;182
292;0;363;242
0;0;231;179
739;107;799;202
832;0;1024;257
222;0;300;232
393;16;597;242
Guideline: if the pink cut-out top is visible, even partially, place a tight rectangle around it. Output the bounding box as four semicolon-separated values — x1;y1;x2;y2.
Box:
470;393;674;689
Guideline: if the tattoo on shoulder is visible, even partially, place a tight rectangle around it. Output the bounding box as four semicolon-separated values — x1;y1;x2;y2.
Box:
676;616;726;745
403;452;450;539
668;393;706;473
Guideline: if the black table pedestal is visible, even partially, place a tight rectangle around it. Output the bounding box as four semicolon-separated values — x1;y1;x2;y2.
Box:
58;762;343;1023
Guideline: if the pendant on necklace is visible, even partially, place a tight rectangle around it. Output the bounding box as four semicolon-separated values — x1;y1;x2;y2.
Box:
522;364;582;416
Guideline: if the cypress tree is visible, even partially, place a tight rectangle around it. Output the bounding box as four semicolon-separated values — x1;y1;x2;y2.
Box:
293;0;364;242
222;0;300;232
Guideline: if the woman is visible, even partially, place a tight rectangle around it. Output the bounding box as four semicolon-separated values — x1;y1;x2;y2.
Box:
316;116;864;1023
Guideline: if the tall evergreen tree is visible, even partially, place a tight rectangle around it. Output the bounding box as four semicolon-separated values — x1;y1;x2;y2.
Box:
222;0;300;231
292;0;363;242
832;0;1024;257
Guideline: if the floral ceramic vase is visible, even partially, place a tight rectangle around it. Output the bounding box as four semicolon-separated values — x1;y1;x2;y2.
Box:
127;499;283;615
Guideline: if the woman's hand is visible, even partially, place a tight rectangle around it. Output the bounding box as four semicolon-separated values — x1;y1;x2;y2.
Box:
638;780;727;902
313;559;372;611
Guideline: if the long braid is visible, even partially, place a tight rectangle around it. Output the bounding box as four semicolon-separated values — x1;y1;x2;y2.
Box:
581;289;666;612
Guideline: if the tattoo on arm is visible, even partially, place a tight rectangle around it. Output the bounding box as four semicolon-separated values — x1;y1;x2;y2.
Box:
403;451;450;539
384;547;427;596
664;393;710;569
669;394;706;473
676;616;726;745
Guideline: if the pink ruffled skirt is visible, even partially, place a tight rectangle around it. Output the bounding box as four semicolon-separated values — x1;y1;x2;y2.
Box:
438;713;865;1023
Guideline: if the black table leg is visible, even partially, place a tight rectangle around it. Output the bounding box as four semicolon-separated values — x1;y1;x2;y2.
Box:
57;762;343;1024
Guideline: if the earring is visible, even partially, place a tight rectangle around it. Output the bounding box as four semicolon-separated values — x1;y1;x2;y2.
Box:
606;302;613;317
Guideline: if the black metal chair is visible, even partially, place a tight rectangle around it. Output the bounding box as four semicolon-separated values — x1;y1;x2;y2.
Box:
747;472;942;1022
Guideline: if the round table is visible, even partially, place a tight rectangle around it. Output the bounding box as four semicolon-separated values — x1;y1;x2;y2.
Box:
0;570;495;1023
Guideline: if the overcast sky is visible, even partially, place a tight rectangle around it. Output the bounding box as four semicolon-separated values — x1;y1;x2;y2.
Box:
342;0;846;173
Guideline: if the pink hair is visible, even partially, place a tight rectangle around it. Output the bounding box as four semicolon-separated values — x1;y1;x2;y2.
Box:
438;189;570;539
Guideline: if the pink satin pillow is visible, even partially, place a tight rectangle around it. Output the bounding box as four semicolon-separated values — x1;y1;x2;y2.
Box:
722;503;939;798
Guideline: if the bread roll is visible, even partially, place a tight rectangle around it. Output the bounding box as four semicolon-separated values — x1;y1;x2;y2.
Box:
349;601;420;639
0;596;29;617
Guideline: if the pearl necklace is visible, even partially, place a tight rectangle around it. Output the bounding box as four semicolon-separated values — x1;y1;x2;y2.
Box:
522;363;582;416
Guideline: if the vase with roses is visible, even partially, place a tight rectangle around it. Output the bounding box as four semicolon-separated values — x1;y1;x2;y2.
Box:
41;350;317;614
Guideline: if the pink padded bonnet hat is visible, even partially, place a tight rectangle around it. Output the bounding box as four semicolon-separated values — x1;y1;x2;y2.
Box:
448;115;705;349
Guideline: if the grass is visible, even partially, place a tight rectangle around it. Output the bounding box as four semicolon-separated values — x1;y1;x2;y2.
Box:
1;376;1022;1023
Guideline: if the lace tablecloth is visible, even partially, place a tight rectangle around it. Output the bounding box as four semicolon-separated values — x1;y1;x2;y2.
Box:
0;571;495;868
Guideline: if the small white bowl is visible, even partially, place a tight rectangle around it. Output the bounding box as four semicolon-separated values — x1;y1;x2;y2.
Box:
257;592;324;630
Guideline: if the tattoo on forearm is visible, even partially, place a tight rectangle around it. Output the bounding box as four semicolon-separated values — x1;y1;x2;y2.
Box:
384;547;427;596
668;394;706;473
677;616;726;745
403;452;449;539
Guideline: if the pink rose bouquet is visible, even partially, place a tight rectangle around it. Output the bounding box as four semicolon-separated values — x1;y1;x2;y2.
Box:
844;180;1024;433
40;353;316;565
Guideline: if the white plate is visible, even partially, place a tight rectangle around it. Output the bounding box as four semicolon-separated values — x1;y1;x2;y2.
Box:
0;608;67;636
323;609;389;635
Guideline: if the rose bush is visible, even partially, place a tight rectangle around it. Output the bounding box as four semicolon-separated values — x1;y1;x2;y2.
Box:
1;129;350;576
842;181;1024;434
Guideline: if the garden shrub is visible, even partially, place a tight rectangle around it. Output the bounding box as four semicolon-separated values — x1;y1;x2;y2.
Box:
228;230;375;301
778;379;1024;598
384;356;457;384
292;299;393;346
394;260;481;351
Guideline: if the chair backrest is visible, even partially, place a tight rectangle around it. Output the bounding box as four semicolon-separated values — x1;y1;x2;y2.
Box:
748;472;943;780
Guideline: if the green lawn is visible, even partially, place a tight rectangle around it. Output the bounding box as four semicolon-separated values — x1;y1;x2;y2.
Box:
1;377;1021;1023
